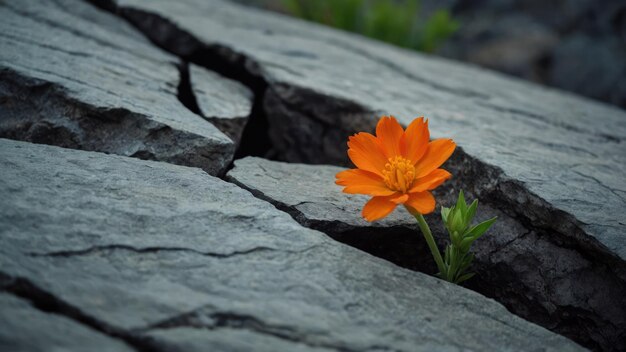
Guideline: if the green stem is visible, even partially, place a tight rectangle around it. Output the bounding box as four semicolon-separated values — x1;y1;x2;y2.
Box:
413;213;446;276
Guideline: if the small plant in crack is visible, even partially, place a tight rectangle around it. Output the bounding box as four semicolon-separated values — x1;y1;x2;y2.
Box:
439;190;496;283
335;116;496;284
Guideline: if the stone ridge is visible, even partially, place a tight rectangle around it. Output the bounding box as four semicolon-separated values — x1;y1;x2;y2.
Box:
0;0;246;176
0;139;585;351
189;63;253;143
228;156;626;351
0;293;135;352
104;0;626;262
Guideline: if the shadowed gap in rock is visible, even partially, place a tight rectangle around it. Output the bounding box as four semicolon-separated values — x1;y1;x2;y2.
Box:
187;46;274;160
87;0;275;161
0;272;165;352
176;61;202;115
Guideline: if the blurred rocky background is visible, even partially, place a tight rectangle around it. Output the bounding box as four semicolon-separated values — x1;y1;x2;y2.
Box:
237;0;626;109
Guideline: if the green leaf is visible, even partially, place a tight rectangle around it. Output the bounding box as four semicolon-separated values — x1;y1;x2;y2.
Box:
465;199;478;224
467;217;497;240
441;206;450;223
455;190;467;218
446;207;457;230
281;0;457;53
328;0;363;30
450;210;464;236
455;272;475;284
447;261;456;282
415;9;460;52
459;252;474;271
451;245;457;262
460;236;474;252
281;0;303;17
452;230;463;246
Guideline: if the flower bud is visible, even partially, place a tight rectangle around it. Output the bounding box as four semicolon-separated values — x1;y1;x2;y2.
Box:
447;207;467;234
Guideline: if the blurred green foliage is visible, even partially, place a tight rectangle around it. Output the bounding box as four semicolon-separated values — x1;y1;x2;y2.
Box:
279;0;458;52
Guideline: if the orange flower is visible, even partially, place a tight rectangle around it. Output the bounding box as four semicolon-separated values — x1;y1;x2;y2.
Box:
336;116;456;222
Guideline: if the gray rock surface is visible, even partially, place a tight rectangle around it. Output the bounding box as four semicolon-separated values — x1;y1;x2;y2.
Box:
97;1;626;348
228;156;626;351
0;293;134;352
0;0;237;176
106;0;626;257
0;138;585;352
189;63;253;143
1;0;623;350
228;157;430;270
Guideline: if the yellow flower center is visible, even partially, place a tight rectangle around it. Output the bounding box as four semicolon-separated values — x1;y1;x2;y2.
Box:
382;156;415;193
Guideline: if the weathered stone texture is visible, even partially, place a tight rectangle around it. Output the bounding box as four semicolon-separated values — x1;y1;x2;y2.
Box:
106;0;625;258
228;157;626;351
189;63;253;143
0;139;585;352
99;1;626;348
0;293;134;352
0;0;242;176
0;0;623;351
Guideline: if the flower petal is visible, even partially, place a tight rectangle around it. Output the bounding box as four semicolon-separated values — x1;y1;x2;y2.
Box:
414;139;456;178
336;169;396;196
390;194;409;204
376;116;404;158
404;191;436;215
362;194;399;222
347;132;388;176
409;169;452;193
402;117;430;164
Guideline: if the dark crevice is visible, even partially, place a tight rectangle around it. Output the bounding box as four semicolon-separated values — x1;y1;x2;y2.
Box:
178;45;266;158
176;61;201;115
143;308;376;352
445;148;623;267
184;44;273;175
0;66;231;176
227;175;437;274
87;1;274;161
263;83;378;165
86;0;116;13
234;88;273;159
26;244;278;259
188;46;274;160
85;0;368;167
227;151;626;352
0;272;168;352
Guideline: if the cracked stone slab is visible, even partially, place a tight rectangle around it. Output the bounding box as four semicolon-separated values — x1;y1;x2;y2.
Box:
104;0;626;253
227;156;626;351
105;0;626;261
0;139;584;352
226;157;502;271
92;1;625;348
189;63;253;143
0;0;238;176
0;292;134;352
